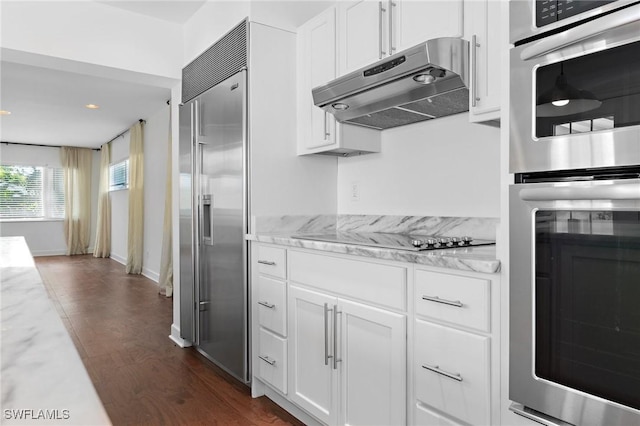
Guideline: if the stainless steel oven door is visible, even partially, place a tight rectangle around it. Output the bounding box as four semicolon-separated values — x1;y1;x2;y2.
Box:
509;178;640;426
510;3;640;174
509;0;630;44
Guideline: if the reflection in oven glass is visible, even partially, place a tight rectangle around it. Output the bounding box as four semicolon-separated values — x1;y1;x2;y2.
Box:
534;210;640;411
536;40;640;137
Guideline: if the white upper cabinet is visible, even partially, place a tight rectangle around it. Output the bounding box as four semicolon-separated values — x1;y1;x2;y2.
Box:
337;0;387;76
394;0;463;52
297;6;382;156
338;0;464;76
297;7;337;152
465;0;502;123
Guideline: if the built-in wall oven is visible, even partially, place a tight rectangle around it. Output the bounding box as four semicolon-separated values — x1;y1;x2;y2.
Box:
509;1;640;425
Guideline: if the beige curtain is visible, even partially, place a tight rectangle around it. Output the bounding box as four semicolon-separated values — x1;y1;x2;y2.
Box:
61;147;93;255
93;142;111;257
126;122;144;274
159;107;173;296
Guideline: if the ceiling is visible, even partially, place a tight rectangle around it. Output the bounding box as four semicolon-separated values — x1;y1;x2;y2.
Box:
0;1;334;150
94;0;206;24
0;61;170;149
0;1;202;150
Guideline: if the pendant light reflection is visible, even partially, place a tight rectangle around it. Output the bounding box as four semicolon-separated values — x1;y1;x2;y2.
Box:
537;63;601;117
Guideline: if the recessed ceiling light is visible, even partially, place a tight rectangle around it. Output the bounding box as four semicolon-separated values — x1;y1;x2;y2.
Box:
0;110;11;115
85;104;100;109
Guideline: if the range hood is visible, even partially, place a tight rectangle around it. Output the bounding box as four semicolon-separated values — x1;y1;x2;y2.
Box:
312;38;470;130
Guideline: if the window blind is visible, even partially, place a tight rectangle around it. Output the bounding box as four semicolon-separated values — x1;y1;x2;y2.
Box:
109;159;129;191
0;165;64;219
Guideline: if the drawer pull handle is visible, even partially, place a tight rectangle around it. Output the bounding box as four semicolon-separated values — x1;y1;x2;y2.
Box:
422;364;463;382
258;260;276;266
259;355;276;366
421;295;463;308
258;301;275;309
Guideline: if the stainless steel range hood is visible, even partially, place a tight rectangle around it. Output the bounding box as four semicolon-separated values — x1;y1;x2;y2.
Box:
312;38;470;130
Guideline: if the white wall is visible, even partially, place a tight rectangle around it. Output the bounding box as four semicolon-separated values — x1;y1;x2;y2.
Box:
108;106;170;282
337;114;501;218
183;1;251;64
0;144;100;256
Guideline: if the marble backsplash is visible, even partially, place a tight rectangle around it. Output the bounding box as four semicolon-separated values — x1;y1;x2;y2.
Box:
253;214;498;240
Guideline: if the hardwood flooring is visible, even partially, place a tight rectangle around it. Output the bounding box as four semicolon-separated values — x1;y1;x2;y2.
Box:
35;255;303;426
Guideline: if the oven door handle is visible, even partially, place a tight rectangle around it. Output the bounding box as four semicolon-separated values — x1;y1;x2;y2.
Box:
520;183;640;202
509;403;572;426
520;3;640;60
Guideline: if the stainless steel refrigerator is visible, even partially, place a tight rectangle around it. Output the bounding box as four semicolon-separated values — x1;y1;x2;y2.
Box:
179;70;248;383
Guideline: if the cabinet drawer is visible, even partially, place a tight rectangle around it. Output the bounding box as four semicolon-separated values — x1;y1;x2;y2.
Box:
414;320;490;425
415;403;461;426
257;276;286;336
258;328;287;394
256;245;286;279
289;250;406;310
415;269;490;332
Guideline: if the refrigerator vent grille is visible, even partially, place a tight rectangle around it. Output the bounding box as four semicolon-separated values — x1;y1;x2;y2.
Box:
182;20;247;103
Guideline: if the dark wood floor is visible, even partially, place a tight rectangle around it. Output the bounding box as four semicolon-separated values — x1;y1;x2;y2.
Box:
36;255;303;426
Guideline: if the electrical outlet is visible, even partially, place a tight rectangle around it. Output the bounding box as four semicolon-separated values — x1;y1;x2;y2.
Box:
350;181;360;201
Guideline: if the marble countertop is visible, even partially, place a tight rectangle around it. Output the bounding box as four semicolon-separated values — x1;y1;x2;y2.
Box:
1;237;111;425
247;233;500;274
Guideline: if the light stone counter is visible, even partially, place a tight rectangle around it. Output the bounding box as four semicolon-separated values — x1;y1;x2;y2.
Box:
247;233;500;274
0;237;111;425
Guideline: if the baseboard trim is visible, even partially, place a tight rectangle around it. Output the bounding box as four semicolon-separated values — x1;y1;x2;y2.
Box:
32;249;67;257
262;385;322;426
142;267;159;283
110;253;126;265
169;323;191;348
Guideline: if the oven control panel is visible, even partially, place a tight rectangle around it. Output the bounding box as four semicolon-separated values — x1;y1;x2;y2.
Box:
536;0;617;28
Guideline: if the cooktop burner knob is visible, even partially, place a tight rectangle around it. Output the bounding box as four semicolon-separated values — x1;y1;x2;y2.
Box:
411;239;425;248
451;237;463;246
426;238;438;247
462;236;473;245
440;237;452;247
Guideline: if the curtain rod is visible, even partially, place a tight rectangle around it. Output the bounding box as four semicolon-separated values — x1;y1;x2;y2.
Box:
106;118;146;144
1;141;101;151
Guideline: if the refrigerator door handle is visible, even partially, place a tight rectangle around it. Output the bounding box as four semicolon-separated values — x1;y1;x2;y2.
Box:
201;194;214;246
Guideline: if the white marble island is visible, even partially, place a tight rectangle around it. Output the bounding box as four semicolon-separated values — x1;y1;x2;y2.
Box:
0;237;110;425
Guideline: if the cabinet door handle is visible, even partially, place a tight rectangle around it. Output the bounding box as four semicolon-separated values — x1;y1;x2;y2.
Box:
422;364;463;382
259;355;276;366
324;111;331;138
389;1;396;53
258;301;275;309
257;260;276;266
333;304;341;369
379;2;387;58
324;303;333;366
471;34;480;107
421;295;464;308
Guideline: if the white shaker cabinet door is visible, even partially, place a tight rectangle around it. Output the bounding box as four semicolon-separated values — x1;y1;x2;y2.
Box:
465;0;502;122
297;7;337;152
337;0;386;76
288;285;338;425
394;0;463;53
338;298;406;426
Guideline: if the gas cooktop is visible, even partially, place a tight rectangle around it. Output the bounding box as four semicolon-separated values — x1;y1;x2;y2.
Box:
291;232;495;252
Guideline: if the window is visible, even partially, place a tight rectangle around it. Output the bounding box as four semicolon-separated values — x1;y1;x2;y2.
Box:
109;159;129;191
0;165;65;219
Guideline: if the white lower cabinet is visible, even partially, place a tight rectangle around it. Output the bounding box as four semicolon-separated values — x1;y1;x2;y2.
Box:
415;320;490;424
412;267;499;426
251;243;500;426
258;327;288;394
289;285;406;426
